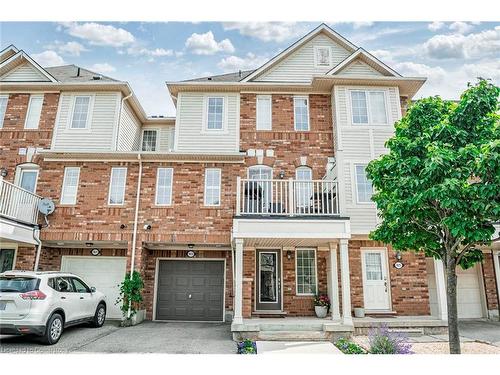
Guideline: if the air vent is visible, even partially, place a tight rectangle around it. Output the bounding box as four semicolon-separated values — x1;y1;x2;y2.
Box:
92;75;102;80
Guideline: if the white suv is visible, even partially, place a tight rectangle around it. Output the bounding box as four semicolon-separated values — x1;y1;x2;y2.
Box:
0;271;107;345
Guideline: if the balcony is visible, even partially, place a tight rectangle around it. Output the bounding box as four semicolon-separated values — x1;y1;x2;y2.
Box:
0;179;41;226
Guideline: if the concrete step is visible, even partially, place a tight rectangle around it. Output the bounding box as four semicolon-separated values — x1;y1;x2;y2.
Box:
259;323;325;332
389;328;425;337
258;330;330;341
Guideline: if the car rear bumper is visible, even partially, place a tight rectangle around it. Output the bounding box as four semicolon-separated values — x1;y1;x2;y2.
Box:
0;323;45;336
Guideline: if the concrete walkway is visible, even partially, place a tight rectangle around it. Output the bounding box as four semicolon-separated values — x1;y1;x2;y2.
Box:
256;341;342;354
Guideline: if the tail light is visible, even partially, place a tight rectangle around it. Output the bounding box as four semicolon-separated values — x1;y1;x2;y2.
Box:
20;290;47;300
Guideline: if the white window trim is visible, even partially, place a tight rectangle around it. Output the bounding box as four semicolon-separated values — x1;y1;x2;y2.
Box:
295;166;313;180
60;167;80;205
349;89;389;126
67;94;94;131
0;94;9;129
155;167;173;206
108;167;127;206
353;163;374;205
24;94;44;130
204;168;221;207
247;165;273;179
141;128;159;152
293;95;310;131
14;164;39;193
295;248;318;296
202;96;228;133
313;46;332;68
256;95;272;131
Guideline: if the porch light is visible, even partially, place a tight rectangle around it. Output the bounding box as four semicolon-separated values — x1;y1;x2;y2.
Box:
279;171;285;179
287;250;293;260
396;251;402;260
0;168;7;177
188;244;195;249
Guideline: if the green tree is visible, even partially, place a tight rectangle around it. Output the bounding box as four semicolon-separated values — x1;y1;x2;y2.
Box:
366;79;500;354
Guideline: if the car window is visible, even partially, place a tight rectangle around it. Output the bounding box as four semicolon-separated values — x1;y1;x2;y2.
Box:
56;277;74;293
0;276;39;292
71;277;90;293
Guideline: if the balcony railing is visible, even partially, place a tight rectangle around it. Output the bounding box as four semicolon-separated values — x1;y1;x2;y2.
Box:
0;179;42;225
236;177;339;216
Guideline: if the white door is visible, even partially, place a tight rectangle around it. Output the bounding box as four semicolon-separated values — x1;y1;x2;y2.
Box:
61;256;127;319
362;249;391;311
456;264;484;319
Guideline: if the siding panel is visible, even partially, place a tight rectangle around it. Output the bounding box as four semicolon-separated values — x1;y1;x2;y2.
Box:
339;60;383;77
117;101;141;151
0;63;49;82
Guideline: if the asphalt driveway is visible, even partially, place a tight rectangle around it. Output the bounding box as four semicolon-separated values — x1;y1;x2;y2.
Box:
0;321;236;354
459;319;500;347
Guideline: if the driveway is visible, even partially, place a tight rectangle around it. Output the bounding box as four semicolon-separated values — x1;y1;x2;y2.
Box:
459;319;500;347
0;321;236;354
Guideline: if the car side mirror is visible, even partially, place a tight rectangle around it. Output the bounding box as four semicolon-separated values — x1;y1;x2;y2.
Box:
90;287;96;293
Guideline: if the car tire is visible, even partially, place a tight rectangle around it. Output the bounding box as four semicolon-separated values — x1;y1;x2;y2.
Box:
91;303;106;328
41;313;64;345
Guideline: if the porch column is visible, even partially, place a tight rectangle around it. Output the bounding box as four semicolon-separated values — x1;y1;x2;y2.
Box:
339;239;353;325
434;258;448;321
328;242;341;320
233;238;244;325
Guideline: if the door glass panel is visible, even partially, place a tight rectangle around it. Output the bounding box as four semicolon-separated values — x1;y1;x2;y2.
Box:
0;249;15;273
20;170;37;193
365;253;383;280
259;253;277;302
247;167;272;213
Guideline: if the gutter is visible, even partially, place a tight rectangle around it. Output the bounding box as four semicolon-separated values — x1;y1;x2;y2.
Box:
33;226;42;271
114;92;133;151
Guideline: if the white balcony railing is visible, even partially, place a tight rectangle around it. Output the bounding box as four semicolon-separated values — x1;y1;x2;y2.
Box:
236;178;339;216
0;179;42;225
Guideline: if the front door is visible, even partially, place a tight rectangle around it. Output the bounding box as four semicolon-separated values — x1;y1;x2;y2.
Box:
256;250;281;311
361;249;391;311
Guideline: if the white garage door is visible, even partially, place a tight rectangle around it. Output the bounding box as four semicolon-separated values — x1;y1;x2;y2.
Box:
61;256;127;319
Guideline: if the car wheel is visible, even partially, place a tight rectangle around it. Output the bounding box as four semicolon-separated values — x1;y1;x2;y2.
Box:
92;303;106;328
41;313;64;345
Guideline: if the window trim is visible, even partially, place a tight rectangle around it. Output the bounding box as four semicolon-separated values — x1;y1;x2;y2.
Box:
256;95;272;131
107;167;127;206
15;164;39;194
203;96;226;132
349;89;389;126
204;168;221;207
293;96;310;131
354;163;374;204
141;128;159;152
68;95;93;130
0;94;9;129
313;46;332;68
60;167;80;205
295;248;318;296
247;165;273;179
155;167;173;206
24;94;44;130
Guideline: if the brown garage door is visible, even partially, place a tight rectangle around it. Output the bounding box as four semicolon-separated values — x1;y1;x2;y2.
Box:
155;260;225;321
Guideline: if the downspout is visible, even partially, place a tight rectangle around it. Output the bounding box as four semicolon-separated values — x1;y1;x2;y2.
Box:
115;92;133;151
127;153;142;319
33;226;42;271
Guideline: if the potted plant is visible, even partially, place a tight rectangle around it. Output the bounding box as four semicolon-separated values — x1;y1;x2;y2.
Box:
313;293;330;318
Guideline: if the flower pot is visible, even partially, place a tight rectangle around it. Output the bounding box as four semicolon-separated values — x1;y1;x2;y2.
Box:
314;305;328;318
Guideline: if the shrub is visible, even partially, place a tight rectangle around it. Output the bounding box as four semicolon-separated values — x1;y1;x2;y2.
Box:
237;339;257;354
368;324;413;354
334;338;366;354
116;271;144;319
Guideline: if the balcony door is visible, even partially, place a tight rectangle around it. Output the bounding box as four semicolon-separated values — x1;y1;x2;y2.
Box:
247;166;272;213
13;165;39;222
256;250;282;311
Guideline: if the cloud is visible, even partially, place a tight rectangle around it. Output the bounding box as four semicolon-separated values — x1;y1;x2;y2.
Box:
449;21;474;35
89;63;116;74
349;26;415;43
31;50;65;67
45;41;88;56
222;22;308;43
352;22;374;29
127;46;174;57
185;31;234;55
217;53;268;72
60;22;135;47
428;21;445;32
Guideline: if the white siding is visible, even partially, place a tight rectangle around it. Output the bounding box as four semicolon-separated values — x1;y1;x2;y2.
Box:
117;101;141;151
159;126;175;151
175;92;239;153
0;62;49;82
338;60;383;77
52;92;120;151
256;34;351;82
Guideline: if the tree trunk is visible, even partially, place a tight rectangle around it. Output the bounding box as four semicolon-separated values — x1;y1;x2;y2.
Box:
445;258;461;354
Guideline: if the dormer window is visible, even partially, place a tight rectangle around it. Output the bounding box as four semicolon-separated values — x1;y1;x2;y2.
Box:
314;46;331;67
142;129;158;151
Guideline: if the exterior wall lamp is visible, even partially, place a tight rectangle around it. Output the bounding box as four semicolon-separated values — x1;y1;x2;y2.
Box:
287;250;293;260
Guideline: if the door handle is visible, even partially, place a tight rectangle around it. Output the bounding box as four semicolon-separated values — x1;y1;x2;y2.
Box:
60;296;66;300
80;297;84;299
188;294;192;299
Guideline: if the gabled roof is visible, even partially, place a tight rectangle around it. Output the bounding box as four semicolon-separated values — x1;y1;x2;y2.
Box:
242;23;358;82
0;45;19;64
0;50;58;82
182;70;254;83
327;48;402;77
45;64;119;83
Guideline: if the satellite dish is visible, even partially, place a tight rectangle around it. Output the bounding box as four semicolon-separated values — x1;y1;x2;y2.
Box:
38;198;55;215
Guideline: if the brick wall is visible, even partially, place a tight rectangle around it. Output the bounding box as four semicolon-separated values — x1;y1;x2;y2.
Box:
482;252;499;312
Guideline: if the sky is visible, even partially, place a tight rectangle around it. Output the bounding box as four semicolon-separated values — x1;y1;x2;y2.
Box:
1;21;499;116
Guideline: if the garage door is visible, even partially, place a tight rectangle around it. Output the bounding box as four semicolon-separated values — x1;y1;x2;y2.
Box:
155;260;225;321
61;256;127;319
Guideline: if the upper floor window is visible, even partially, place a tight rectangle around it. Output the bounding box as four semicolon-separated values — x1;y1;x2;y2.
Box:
155;167;173;206
314;46;331;67
206;97;224;130
354;164;373;203
350;90;388;125
60;167;80;205
294;96;309;131
256;95;272;131
24;94;43;129
0;95;8;128
70;96;91;129
108;167;127;205
295;166;313;211
142;129;158;151
204;168;221;206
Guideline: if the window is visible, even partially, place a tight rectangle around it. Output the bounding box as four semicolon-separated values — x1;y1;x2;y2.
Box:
315;46;331;67
60;167;80;205
71;278;90;293
0;249;15;273
295;167;313;211
294;96;309;131
108;167;127;205
204;168;221;206
350;90;388;125
206;97;224;130
70;96;91;129
19;169;38;193
247;165;273;213
24;95;43;129
55;277;74;293
0;95;8;128
155;167;173;205
355;165;373;203
296;249;317;295
364;253;383;280
256;95;272;130
142;129;158;151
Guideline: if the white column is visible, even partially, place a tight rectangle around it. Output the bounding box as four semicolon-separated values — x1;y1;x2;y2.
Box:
340;239;353;325
233;238;244;325
434;258;448;321
328;242;341;320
